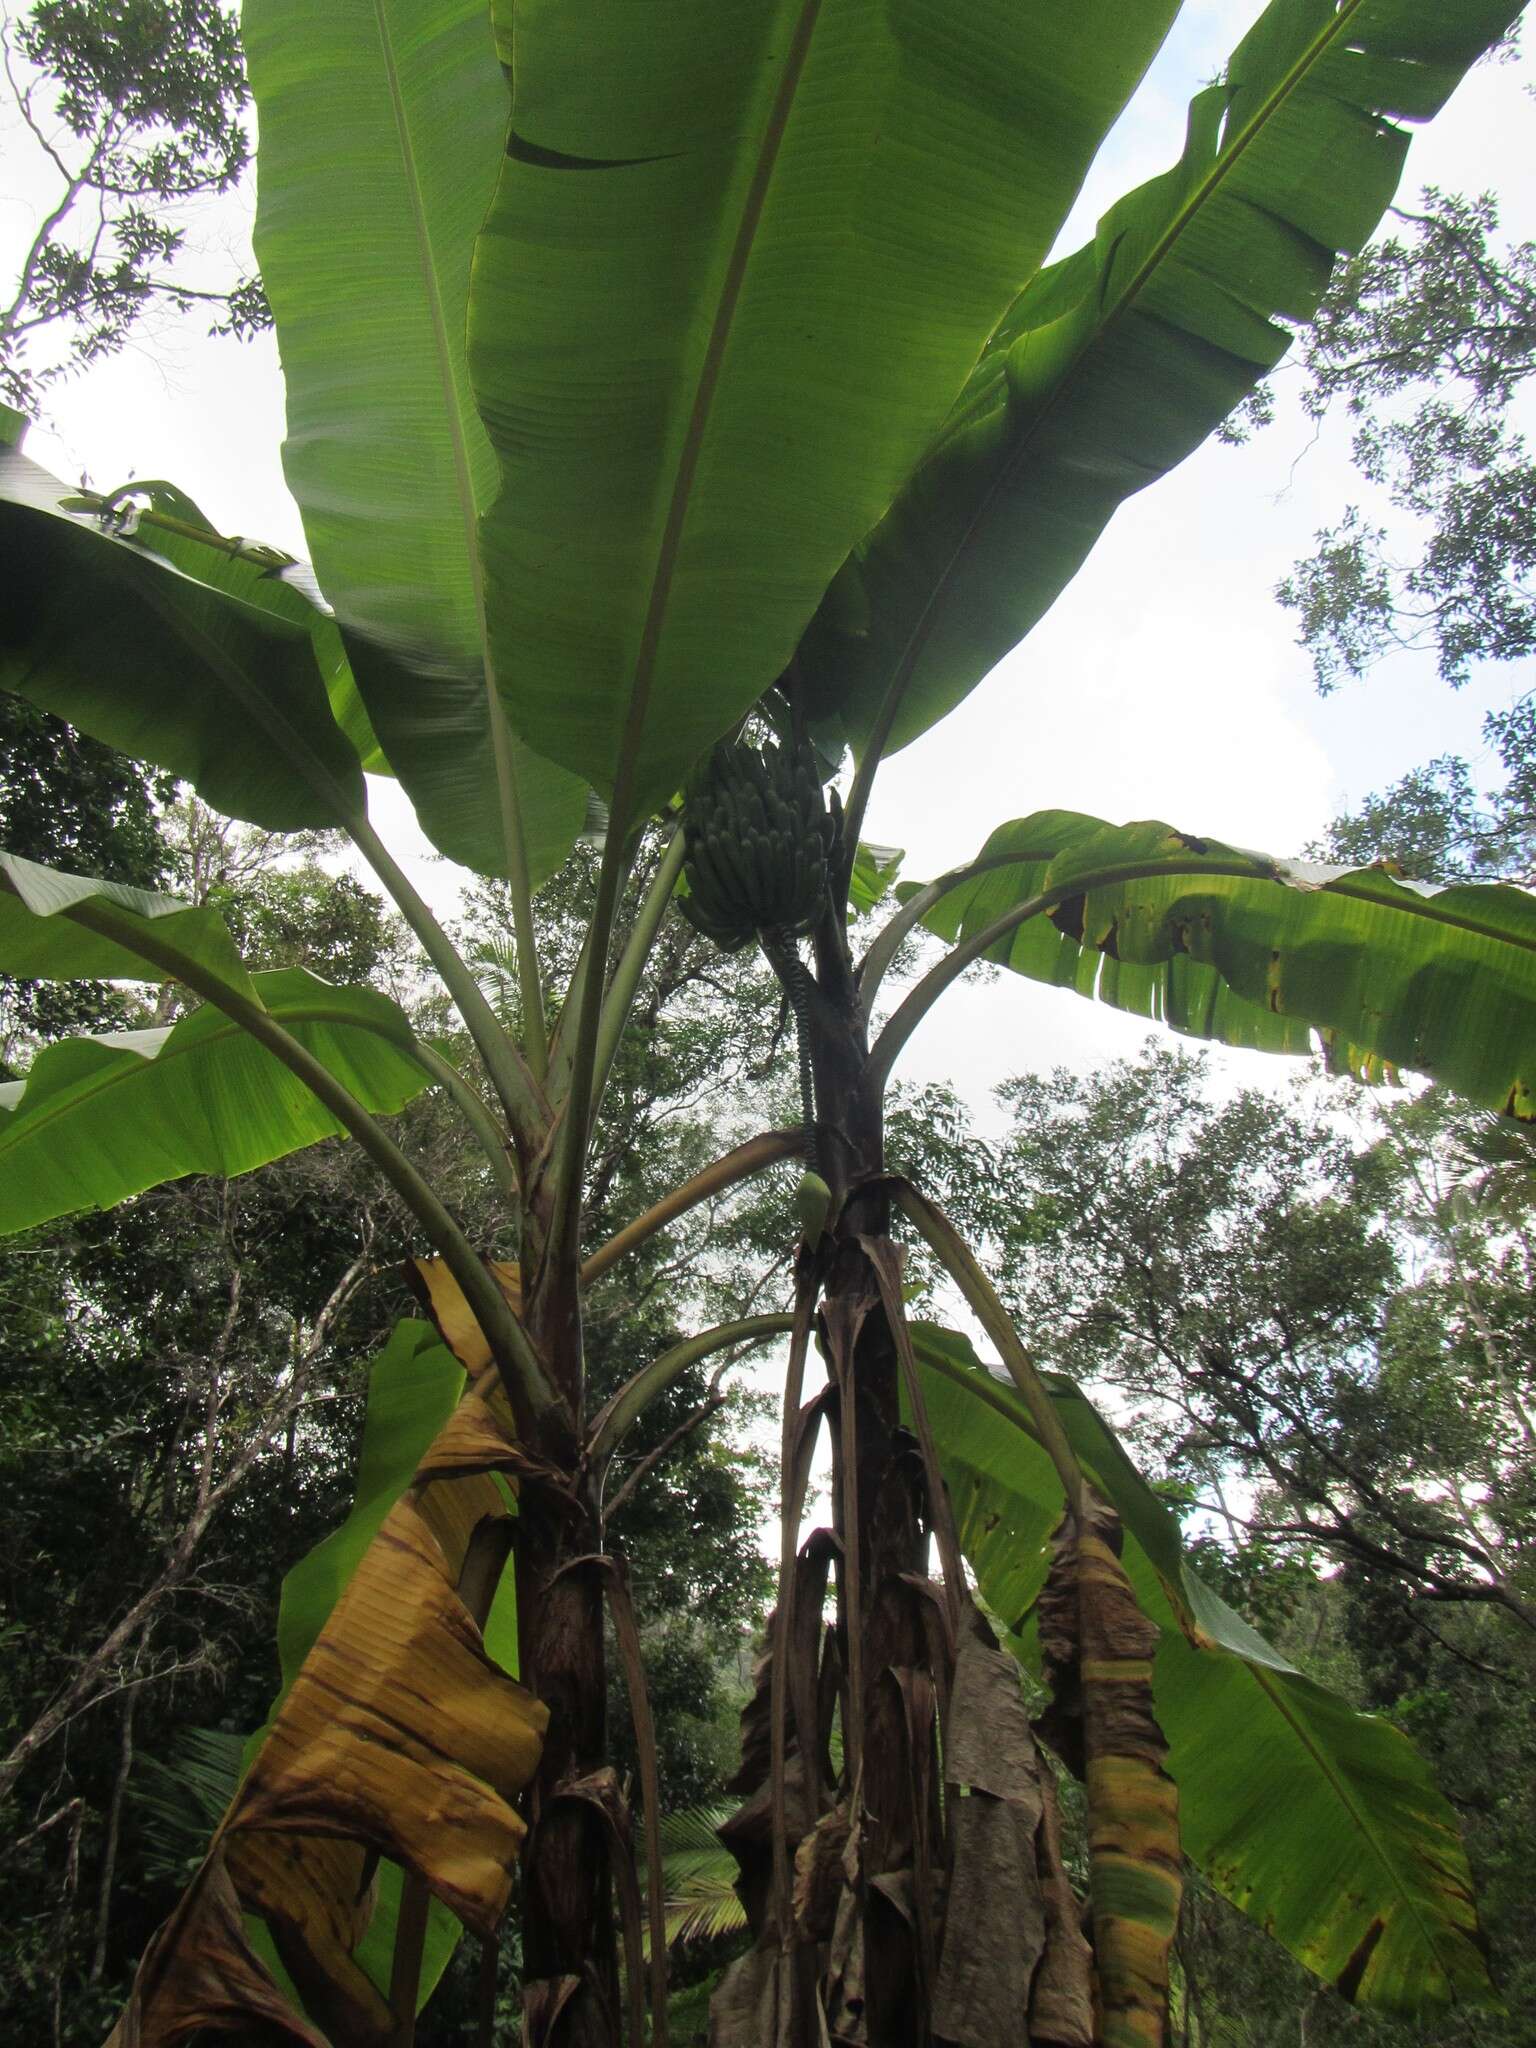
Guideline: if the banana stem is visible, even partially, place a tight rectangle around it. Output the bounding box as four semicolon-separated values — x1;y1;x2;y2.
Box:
586;1314;795;1472
868;854;1280;1098
61;898;568;1439
542;825;635;1299
406;1041;521;1210
348;809;545;1154
487;695;549;1085
855;846;1055;1021
589;827;687;1126
891;1180;1087;1520
762;926;819;1172
581;1129;803;1289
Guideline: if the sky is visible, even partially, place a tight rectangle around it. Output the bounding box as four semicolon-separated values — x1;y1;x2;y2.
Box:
3;1;1533;1137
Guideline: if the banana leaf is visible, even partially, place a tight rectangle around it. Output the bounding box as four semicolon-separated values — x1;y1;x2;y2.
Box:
469;0;1182;825
0;967;430;1234
912;1324;1493;2013
0;418;368;833
67;474;390;776
797;0;1524;755
242;0;588;885
0;853;254;993
898;811;1536;1119
253;1320;505;2016
110;1341;547;2046
848;842;905;918
132;1326;514;2019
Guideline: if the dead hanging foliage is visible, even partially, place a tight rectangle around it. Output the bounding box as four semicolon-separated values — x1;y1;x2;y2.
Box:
1037;1494;1183;2048
929;1607;1094;2048
107;1372;550;2046
408;1253;522;1372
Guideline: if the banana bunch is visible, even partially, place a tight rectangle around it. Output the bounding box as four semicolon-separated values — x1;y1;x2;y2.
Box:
681;739;837;949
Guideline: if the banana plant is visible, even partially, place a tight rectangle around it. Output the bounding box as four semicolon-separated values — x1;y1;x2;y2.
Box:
0;1;1530;2043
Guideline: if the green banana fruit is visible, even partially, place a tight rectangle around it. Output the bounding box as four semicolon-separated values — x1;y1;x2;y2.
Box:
795;1169;833;1246
680;736;838;949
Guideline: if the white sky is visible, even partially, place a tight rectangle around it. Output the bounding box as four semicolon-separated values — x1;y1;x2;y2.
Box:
3;2;1533;1136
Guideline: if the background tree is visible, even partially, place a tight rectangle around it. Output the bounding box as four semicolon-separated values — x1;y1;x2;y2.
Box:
1265;185;1536;694
983;1042;1535;1631
972;1041;1536;2042
0;0;268;413
1228;155;1536;886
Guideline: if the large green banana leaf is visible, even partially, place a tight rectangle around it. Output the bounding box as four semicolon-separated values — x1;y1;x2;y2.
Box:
797;0;1524;754
0;417;367;833
469;0;1182;825
0;968;430;1234
899;811;1536;1119
0;854;255;993
912;1325;1492;2013
242;0;587;885
68;475;390;778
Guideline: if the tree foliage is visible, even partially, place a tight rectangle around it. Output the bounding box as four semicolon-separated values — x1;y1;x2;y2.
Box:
1250;173;1536;886
1;0;268;410
1235;185;1536;691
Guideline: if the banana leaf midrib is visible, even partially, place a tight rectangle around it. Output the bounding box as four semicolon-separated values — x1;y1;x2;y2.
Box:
369;0;543;899
608;0;821;823
1234;1650;1465;1981
370;0;485;594
942;855;1536;960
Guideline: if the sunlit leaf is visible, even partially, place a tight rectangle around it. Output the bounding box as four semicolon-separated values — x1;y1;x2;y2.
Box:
799;0;1523;757
470;0;1182;823
243;0;588;883
902;812;1536;1118
0;969;429;1234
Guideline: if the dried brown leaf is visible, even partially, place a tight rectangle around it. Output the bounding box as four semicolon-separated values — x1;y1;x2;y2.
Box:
110;1369;548;2043
409;1254;522;1371
1038;1498;1182;2048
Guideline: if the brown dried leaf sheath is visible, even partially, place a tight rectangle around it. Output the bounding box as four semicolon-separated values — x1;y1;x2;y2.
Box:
104;1854;331;2048
1038;1496;1182;2048
107;1375;548;2046
933;1612;1093;2048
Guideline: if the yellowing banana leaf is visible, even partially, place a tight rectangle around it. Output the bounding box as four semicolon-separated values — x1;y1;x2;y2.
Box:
265;1321;472;1724
110;1331;548;2046
242;0;588;885
798;0;1523;755
912;1325;1493;2013
0;968;430;1235
0;853;254;993
410;1252;522;1372
1034;1501;1182;2048
469;0;1182;824
0;416;368;833
900;812;1536;1119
